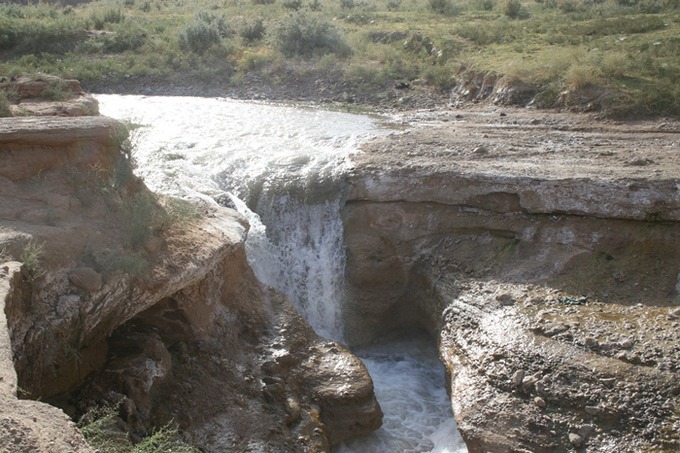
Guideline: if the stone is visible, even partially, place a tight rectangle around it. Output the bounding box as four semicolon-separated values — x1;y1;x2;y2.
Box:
585;405;600;416
668;307;680;320
495;291;515;306
579;424;596;439
68;267;102;292
619;338;635;350
569;433;583;447
585;337;599;349
535;380;546;394
512;370;525;387
544;323;569;337
522;375;538;391
534;396;546;408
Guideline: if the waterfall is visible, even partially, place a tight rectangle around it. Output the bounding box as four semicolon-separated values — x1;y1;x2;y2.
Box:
96;95;467;453
228;193;346;341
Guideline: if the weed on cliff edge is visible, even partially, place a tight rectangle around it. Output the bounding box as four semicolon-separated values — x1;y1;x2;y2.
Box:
19;240;44;278
79;406;199;453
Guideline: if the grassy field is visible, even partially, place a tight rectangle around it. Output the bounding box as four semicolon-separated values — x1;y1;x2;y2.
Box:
0;0;679;116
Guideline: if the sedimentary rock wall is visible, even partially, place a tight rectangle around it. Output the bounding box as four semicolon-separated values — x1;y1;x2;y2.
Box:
0;114;381;452
343;116;680;452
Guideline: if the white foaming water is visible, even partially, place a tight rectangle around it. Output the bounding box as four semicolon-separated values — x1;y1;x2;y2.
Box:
336;334;467;453
97;95;467;453
97;95;373;339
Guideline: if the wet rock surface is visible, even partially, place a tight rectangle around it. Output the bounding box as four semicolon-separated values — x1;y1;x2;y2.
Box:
344;107;680;451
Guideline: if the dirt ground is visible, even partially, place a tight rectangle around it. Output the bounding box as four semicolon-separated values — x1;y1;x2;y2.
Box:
362;105;680;181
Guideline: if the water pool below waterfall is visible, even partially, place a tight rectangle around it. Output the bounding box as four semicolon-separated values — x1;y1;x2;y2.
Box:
97;95;468;453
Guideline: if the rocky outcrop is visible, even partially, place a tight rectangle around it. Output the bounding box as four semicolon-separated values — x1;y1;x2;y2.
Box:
0;74;99;117
1;262;94;453
344;109;680;451
0;111;381;451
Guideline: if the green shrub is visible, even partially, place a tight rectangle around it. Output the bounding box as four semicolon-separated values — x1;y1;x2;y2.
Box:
475;0;496;10
386;0;402;10
20;240;44;277
179;12;228;54
79;406;199;453
429;0;451;14
283;0;303;9
0;20;85;56
239;18;266;42
163;197;201;226
272;11;351;57
501;0;522;17
0;92;12;117
424;64;457;90
102;26;147;53
91;9;125;30
42;78;73;101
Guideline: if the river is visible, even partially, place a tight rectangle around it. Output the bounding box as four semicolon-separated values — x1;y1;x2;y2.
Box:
97;94;467;453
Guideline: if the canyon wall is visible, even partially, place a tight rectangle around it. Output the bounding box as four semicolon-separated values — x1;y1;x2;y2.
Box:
343;115;680;452
0;111;381;452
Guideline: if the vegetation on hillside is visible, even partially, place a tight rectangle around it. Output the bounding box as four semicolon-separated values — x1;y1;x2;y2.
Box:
0;0;678;116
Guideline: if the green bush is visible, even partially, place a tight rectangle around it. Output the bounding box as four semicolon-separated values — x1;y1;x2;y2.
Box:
429;0;451;14
0;92;12;117
0;19;85;56
179;12;228;54
79;406;199;453
43;78;73;101
283;0;303;9
501;0;522;17
239;18;266;42
102;26;147;53
91;9;125;30
272;11;351;57
20;240;44;277
386;0;402;10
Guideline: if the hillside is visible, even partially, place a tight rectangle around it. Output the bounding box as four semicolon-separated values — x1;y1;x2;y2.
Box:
1;0;679;116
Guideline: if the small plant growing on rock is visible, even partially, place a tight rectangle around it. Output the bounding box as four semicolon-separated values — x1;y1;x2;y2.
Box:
19;240;44;277
0;86;18;116
79;406;199;453
0;92;12;117
43;79;73;101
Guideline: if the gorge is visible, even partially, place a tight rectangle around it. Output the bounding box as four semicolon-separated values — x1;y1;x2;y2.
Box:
1;85;679;453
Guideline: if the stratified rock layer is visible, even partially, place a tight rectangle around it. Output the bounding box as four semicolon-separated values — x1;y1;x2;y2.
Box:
344;109;680;452
0;114;381;452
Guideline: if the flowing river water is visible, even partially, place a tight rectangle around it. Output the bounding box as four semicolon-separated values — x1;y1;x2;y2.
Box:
97;95;467;453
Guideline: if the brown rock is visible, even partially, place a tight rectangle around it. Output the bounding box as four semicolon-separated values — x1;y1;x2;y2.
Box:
69;267;102;292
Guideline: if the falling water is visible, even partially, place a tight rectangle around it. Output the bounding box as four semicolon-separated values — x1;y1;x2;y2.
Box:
97;95;467;453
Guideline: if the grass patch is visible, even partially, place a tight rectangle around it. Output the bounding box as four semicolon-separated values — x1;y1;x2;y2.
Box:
0;0;678;115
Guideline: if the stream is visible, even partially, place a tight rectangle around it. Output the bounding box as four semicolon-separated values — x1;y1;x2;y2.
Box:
97;95;467;453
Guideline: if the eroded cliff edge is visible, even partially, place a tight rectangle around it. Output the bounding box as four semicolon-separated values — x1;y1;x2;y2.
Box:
0;98;381;451
344;109;680;452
